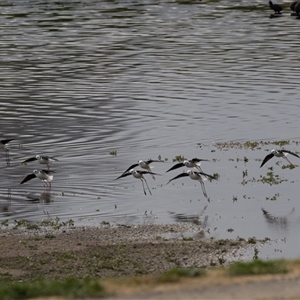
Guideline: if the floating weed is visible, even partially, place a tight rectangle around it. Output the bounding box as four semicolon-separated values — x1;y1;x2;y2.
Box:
232;196;238;202
242;170;248;178
259;172;287;185
173;155;185;162
244;141;259;149
266;193;280;201
227;228;234;233
212;173;220;180
228;259;288;276
273;140;290;147
282;164;296;170
109;150;117;156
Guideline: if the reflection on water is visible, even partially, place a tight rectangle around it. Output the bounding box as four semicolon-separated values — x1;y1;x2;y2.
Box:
1;0;300;259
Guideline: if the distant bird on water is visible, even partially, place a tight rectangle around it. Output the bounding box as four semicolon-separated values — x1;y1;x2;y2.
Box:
166;170;217;199
260;149;300;168
121;159;163;180
22;155;58;169
166;158;209;173
1;139;13;166
116;169;159;195
269;1;283;13
20;169;55;190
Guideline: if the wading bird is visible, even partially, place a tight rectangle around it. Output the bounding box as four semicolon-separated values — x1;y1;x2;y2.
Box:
260;149;300;168
22;155;58;169
20;169;54;190
166;170;217;198
269;1;283;13
116;169;159;195
166;158;209;173
1;139;13;166
121;159;163;180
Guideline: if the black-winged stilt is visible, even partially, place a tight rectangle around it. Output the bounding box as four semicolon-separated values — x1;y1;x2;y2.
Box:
269;1;283;13
1;139;13;166
166;158;209;173
166;170;217;198
22;155;58;169
116;169;159;195
20;169;54;190
260;149;300;168
121;159;163;180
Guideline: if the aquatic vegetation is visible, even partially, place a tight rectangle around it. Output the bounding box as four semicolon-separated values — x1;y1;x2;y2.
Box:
109;150;117;156
172;155;185;162
259;172;287;185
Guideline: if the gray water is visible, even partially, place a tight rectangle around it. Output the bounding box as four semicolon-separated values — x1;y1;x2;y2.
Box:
1;0;300;260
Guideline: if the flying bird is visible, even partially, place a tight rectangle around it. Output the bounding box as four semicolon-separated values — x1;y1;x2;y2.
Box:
269;1;283;13
166;170;217;198
22;155;58;169
116;169;159;195
121;159;163;180
20;169;54;190
166;158;209;173
260;149;300;168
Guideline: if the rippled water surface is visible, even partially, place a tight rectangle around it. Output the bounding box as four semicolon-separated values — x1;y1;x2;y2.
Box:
1;0;300;260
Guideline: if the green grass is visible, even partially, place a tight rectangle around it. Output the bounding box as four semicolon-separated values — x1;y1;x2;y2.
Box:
0;277;106;300
228;259;288;276
157;268;205;283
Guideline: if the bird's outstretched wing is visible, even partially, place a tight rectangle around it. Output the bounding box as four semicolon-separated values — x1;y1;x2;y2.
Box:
22;157;37;163
138;171;160;176
122;163;139;174
20;173;36;184
167;172;189;184
166;162;184;173
282;150;300;158
260;153;274;168
1;139;14;145
116;172;132;180
191;158;209;163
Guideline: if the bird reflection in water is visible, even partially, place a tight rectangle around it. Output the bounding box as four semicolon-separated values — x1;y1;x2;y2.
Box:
261;207;296;230
25;192;55;204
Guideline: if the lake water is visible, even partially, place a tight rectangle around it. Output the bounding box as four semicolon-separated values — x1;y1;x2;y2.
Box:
1;0;300;260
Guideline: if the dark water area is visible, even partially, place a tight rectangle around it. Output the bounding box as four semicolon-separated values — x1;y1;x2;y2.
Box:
1;0;300;260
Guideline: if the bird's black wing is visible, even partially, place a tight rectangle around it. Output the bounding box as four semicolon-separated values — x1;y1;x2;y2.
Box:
282;150;300;158
260;153;274;168
22;157;37;163
20;173;36;184
198;172;217;181
122;163;139;174
166;162;184;173
145;159;164;164
1;139;14;145
167;172;189;184
191;158;210;163
115;172;132;180
138;171;160;175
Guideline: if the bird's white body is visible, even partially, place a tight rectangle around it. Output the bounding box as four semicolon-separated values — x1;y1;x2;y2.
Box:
34;169;53;183
36;155;57;165
187;169;206;181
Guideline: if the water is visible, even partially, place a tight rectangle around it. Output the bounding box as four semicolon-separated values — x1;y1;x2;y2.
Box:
1;0;300;260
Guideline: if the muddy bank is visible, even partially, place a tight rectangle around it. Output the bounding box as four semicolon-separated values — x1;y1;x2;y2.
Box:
0;223;261;282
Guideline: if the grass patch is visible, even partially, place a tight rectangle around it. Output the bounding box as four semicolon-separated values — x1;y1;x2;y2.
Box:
0;277;106;299
158;268;205;283
228;259;288;276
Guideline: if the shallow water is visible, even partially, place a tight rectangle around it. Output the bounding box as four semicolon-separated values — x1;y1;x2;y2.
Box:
1;0;300;260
